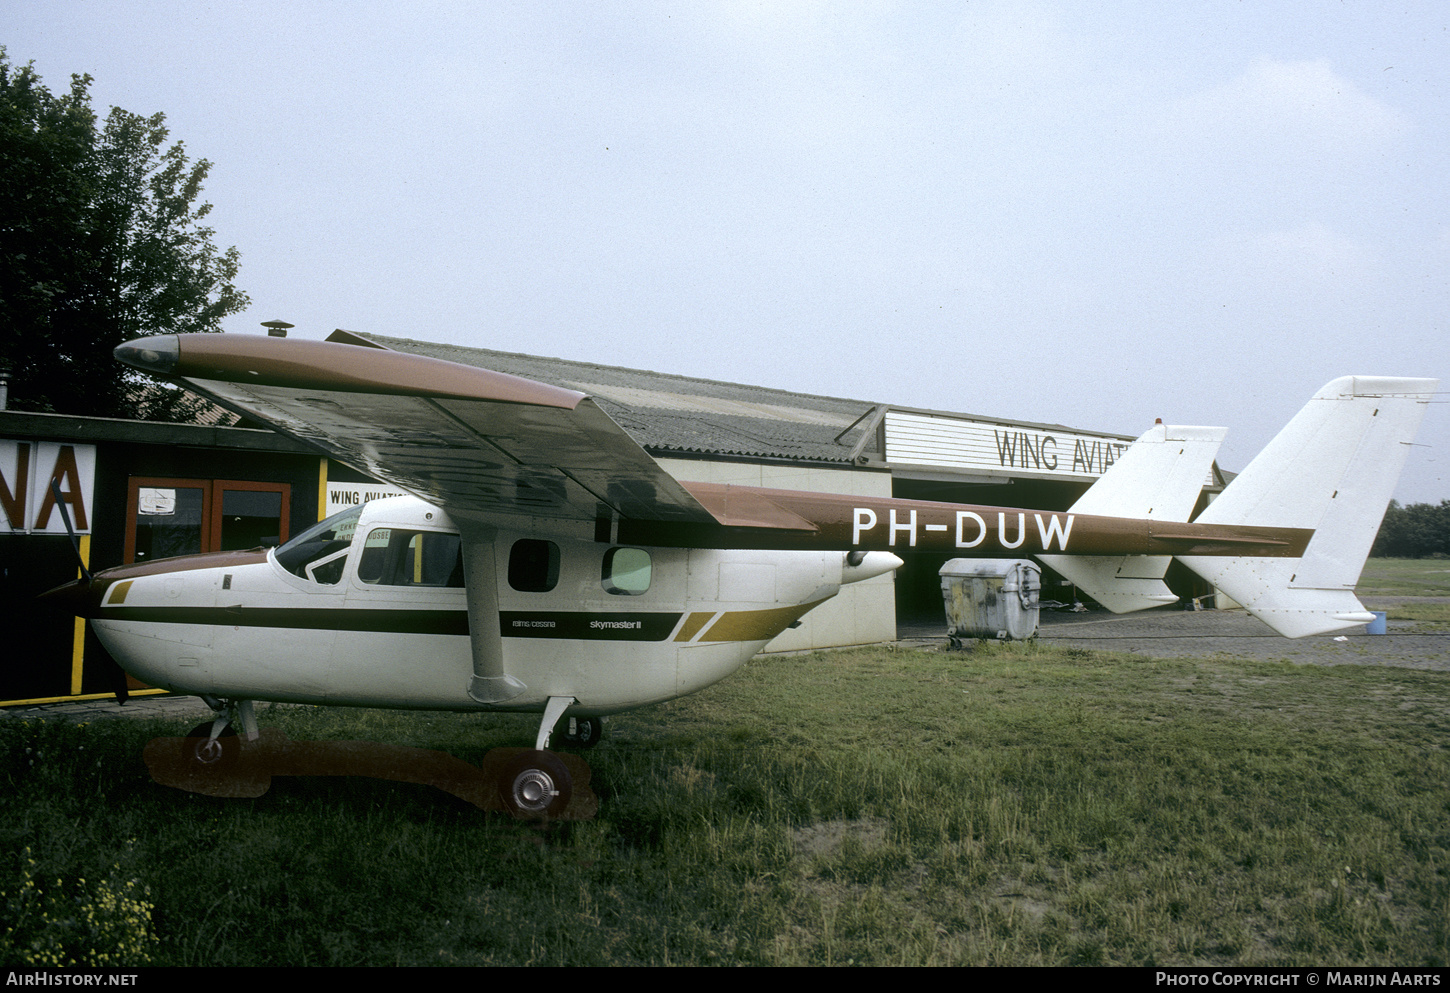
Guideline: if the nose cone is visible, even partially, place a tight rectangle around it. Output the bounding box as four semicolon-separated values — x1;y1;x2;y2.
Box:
39;575;112;618
841;551;903;585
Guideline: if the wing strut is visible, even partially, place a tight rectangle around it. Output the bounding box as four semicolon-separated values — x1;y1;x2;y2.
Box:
461;526;525;704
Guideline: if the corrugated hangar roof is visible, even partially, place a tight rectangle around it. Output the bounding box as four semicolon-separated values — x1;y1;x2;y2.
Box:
324;330;1141;482
329;330;886;464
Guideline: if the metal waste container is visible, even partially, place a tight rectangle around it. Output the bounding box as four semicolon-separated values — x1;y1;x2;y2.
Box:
939;558;1041;643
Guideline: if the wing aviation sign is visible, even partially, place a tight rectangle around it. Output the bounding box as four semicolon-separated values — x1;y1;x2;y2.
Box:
0;441;96;534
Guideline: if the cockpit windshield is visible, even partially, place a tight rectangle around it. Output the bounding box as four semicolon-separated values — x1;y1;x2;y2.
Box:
272;505;363;585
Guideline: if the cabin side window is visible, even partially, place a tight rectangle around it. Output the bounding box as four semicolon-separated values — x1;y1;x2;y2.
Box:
272;505;363;586
357;529;464;587
602;547;651;596
508;539;560;593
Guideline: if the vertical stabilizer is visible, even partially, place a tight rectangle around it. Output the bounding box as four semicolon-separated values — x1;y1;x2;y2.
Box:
1179;376;1436;637
1040;423;1225;612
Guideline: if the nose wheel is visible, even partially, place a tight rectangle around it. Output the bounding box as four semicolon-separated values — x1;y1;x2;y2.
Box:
179;699;259;771
182;722;238;769
498;750;573;820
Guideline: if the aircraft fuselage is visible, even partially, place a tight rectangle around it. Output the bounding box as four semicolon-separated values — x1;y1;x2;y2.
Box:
56;496;898;716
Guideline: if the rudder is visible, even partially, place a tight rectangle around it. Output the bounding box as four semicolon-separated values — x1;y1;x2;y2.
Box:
1179;376;1436;637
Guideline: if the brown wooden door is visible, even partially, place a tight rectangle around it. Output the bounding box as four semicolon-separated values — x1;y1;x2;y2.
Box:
125;478;290;564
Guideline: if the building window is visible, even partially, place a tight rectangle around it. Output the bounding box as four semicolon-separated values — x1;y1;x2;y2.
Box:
133;485;205;561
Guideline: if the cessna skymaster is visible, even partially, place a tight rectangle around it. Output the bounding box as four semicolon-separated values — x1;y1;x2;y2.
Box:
42;333;1435;818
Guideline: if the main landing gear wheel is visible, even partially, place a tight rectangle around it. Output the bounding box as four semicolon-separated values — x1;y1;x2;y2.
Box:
499;750;573;820
561;716;604;749
182;722;238;770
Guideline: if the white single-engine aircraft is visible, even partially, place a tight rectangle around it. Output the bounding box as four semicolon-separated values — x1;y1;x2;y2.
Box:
43;333;1435;817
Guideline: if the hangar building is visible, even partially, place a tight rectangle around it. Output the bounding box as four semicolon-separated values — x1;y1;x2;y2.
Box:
1;330;1223;706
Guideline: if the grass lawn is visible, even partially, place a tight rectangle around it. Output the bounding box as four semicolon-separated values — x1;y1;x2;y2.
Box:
1358;558;1450;630
3;642;1448;967
1358;558;1450;597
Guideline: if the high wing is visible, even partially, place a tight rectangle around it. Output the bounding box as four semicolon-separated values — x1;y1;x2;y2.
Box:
115;332;1324;559
116;333;717;529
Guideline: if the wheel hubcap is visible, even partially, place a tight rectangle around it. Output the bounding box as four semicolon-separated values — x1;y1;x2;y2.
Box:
512;770;558;812
193;739;224;764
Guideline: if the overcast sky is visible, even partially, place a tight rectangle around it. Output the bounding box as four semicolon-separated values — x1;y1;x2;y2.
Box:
9;1;1448;501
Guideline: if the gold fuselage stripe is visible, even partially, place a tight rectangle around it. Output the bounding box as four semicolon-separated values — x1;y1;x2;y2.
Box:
699;598;831;643
674;611;716;642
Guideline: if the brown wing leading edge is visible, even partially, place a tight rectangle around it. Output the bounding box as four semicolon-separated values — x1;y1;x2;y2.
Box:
114;334;716;528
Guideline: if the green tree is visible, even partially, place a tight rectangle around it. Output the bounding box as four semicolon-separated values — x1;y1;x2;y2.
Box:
0;50;248;420
1371;499;1450;558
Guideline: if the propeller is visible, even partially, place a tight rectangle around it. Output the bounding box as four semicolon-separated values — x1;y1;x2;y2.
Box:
46;478;128;703
50;477;91;583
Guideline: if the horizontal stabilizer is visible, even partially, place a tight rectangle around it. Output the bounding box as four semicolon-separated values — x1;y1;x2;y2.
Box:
1179;376;1436;637
1040;423;1225;613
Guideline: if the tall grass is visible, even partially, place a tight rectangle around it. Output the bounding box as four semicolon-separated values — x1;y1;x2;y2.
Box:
3;642;1447;966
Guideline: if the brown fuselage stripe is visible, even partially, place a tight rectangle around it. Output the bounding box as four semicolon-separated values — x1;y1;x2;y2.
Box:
498;611;681;641
96;606;471;635
91;601;831;644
